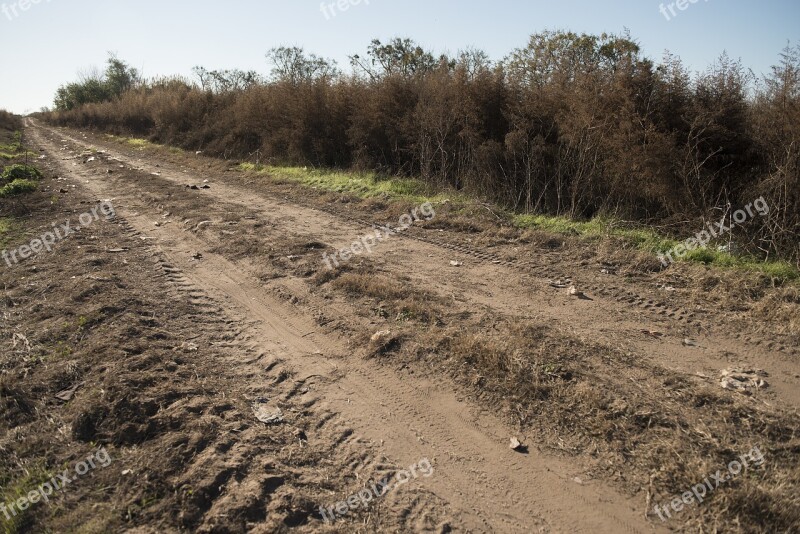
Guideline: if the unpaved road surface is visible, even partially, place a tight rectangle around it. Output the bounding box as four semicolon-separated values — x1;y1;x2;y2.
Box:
4;120;797;532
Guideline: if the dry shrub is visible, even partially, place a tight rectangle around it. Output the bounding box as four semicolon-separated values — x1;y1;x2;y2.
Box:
45;38;800;261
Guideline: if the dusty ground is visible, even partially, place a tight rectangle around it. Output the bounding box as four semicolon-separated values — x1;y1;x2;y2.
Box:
0;119;798;533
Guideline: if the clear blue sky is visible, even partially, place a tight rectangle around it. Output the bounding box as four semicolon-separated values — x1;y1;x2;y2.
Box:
1;0;798;114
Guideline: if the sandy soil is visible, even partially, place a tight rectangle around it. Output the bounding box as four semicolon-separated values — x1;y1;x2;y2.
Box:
0;119;797;533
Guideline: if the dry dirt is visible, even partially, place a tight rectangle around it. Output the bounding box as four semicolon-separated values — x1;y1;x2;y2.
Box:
0;119;798;533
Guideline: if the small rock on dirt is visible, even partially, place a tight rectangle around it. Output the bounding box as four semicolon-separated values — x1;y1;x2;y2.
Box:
371;330;393;344
253;404;285;425
510;437;528;453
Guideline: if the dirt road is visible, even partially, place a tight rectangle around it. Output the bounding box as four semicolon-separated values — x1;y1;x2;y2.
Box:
10;119;798;532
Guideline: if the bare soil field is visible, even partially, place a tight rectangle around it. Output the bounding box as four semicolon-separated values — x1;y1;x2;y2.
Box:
1;119;798;532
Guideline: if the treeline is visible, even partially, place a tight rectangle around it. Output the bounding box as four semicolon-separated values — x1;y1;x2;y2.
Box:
45;33;800;261
0;110;21;132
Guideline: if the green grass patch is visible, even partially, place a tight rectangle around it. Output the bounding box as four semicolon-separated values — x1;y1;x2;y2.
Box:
2;164;42;182
0;463;51;534
240;164;449;204
0;179;38;197
513;213;799;282
0;217;13;248
125;138;151;148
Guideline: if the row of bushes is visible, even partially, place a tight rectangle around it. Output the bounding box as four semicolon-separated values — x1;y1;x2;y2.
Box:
44;34;800;262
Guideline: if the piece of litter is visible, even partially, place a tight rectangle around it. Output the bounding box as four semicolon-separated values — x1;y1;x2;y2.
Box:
253;404;285;425
449;261;463;267
641;330;664;339
55;382;85;402
720;368;769;394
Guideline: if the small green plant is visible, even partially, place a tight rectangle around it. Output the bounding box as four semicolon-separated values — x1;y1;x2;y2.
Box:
126;138;150;148
0;463;51;534
2;164;42;182
0;179;37;198
0;218;14;248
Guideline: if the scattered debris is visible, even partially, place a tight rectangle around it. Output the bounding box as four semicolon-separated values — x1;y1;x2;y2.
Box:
568;286;592;300
86;156;96;163
12;333;32;353
175;342;198;353
682;338;700;347
107;248;129;253
641;330;664;339
371;330;393;344
549;279;571;289
720;368;769;394
510;437;528;453
449;261;463;267
600;262;617;275
253;404;285;425
55;382;85;402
